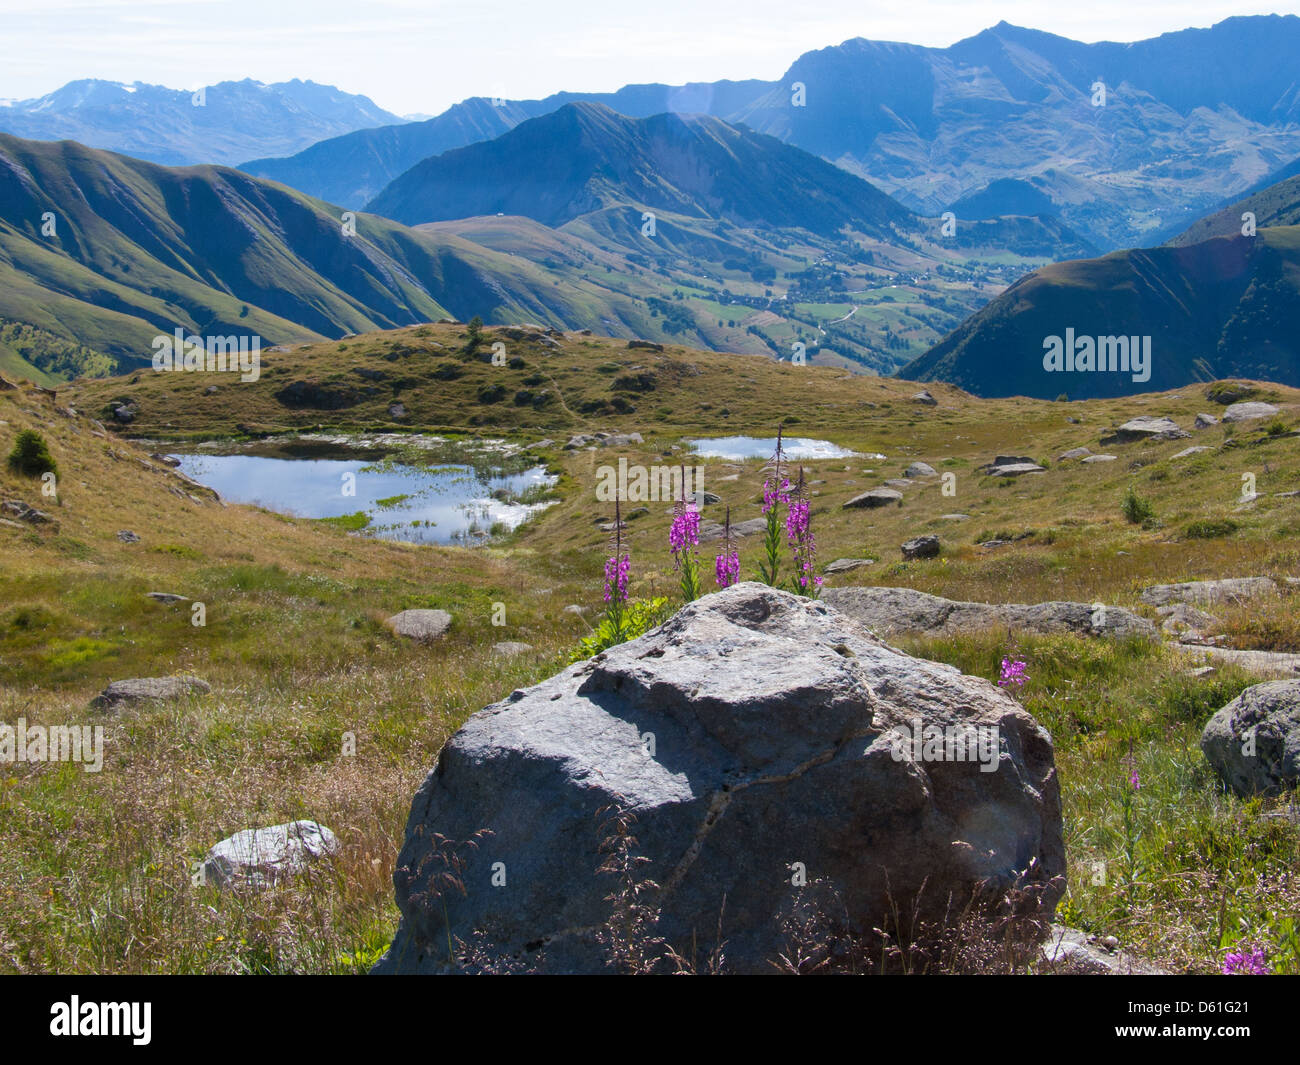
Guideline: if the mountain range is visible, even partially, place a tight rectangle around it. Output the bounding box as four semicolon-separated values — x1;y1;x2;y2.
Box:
0;103;1091;381
0;78;404;166
243;16;1300;251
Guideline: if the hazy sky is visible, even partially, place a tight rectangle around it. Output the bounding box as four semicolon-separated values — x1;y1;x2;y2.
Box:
2;0;1295;115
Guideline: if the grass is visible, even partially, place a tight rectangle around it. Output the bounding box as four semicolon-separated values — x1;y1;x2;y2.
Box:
5;335;1300;973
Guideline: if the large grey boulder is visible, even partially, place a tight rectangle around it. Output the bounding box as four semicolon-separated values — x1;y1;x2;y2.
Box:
843;487;902;509
901;535;940;560
1201;681;1300;796
1140;577;1277;608
1222;402;1279;423
386;609;452;642
92;675;210;710
1100;417;1188;444
822;586;1156;640
904;462;937;478
376;583;1064;974
200;820;340;889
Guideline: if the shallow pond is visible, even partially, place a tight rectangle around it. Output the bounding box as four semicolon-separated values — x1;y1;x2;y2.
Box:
168;435;554;545
684;435;871;461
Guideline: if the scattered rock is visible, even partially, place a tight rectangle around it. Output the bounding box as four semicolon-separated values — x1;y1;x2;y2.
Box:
843;488;902;509
1039;925;1169;975
1193;413;1219;430
911;389;938;406
563;604;588;616
388;402;408;419
900;535;940;560
91;675;210;710
376;583;1064;974
1081;454;1117;463
904;462;937;478
150;453;182;467
699;492;721;505
626;340;663;352
988;462;1046;477
117;530;140;543
1171;446;1213;459
1158;602;1220;641
200;821;340;890
698;517;767;541
1058;447;1092;461
883;478;912;489
1221;401;1279;423
822;586;1156;640
386;609;452;642
1;500;54;524
823;558;875;574
1201;680;1300;796
940;513;970;521
1100;417;1189;445
491;642;534;657
145;592;189;604
1140;577;1277;608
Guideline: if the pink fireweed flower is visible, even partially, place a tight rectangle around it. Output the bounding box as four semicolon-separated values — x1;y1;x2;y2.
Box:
668;507;700;561
785;469;821;594
603;552;630;605
762;477;790;515
715;505;740;589
1223;945;1269;975
997;656;1028;688
715;550;741;588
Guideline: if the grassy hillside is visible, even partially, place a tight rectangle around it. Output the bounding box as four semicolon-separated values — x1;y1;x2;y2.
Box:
0;133;674;373
7;326;1300;973
901;226;1300;398
1170;173;1300;247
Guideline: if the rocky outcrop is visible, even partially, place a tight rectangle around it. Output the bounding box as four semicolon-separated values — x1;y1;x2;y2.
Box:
91;675;210;710
822;586;1156;640
1221;402;1279;423
1201;680;1300;796
376;584;1064;974
1139;578;1277;608
1100;417;1189;444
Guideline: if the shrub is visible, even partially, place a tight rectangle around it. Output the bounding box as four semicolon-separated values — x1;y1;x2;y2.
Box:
1120;485;1156;525
1184;519;1240;540
6;429;57;477
566;597;671;663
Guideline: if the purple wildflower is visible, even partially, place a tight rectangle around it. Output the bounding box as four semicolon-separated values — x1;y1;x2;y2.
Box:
715;507;740;589
669;507;700;560
603;552;630;605
785;468;822;594
1223;945;1269;975
997;656;1028;688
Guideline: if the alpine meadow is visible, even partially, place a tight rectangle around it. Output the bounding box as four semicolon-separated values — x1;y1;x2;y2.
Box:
3;5;1300;1022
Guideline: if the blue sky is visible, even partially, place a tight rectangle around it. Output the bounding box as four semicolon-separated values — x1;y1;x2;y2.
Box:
2;0;1295;115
